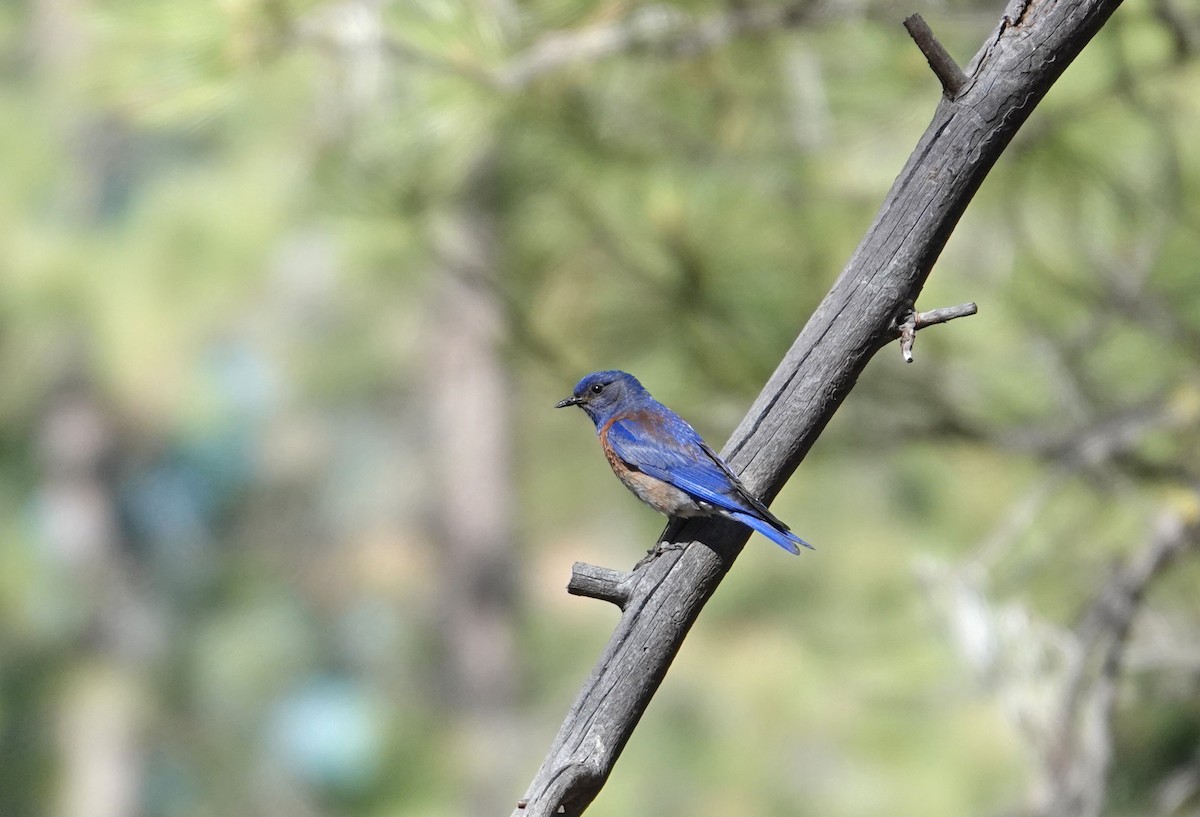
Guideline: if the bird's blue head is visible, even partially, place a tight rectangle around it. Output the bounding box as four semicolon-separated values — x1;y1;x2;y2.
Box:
556;370;649;427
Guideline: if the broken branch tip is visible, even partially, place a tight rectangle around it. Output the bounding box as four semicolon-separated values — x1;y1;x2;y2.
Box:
903;13;968;97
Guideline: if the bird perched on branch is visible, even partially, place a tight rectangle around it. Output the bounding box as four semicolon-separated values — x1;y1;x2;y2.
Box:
556;370;811;555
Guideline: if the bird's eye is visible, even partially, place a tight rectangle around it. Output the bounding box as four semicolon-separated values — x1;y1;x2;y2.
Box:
590;383;604;395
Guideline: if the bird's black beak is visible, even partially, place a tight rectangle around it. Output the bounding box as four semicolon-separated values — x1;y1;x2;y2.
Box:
555;396;583;408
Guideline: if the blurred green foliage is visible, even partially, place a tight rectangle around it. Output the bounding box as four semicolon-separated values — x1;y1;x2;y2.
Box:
1;1;1199;816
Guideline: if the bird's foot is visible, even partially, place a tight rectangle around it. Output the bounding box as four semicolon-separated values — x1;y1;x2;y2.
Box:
635;540;686;569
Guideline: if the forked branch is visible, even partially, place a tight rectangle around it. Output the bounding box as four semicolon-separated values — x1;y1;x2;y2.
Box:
892;301;979;362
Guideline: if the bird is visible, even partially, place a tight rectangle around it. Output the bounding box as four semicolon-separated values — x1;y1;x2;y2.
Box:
556;370;812;555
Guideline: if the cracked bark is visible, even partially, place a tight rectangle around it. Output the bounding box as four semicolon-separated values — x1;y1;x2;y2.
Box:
513;0;1126;814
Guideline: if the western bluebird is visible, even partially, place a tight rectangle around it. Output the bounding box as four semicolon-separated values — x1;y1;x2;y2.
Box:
556;370;811;555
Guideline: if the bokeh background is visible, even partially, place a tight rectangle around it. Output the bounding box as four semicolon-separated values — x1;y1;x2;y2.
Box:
2;1;1200;816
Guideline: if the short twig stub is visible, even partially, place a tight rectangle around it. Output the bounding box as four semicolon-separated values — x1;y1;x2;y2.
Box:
892;301;978;362
904;14;969;97
567;563;636;609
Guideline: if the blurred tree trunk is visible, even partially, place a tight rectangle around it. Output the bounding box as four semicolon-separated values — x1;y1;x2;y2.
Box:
36;368;157;817
31;0;152;813
32;0;130;225
423;8;522;811
423;151;521;816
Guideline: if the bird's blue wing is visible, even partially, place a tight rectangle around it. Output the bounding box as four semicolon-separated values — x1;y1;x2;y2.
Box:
605;411;752;516
606;409;814;553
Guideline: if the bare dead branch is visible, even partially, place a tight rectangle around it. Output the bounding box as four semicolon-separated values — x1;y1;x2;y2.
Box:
892;301;979;362
1040;508;1200;817
904;14;969;96
498;3;814;89
567;563;635;609
924;503;1200;817
915;302;979;328
1078;511;1197;667
375;4;817;92
513;1;1128;814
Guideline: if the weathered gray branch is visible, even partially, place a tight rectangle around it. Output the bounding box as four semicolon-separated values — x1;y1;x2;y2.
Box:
567;563;635;609
892;301;979;362
513;0;1126;813
904;13;968;96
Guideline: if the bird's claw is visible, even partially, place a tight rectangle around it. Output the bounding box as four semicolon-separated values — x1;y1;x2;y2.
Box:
635;540;686;569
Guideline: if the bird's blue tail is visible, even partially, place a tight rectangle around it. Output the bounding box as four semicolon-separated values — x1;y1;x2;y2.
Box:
729;511;813;555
